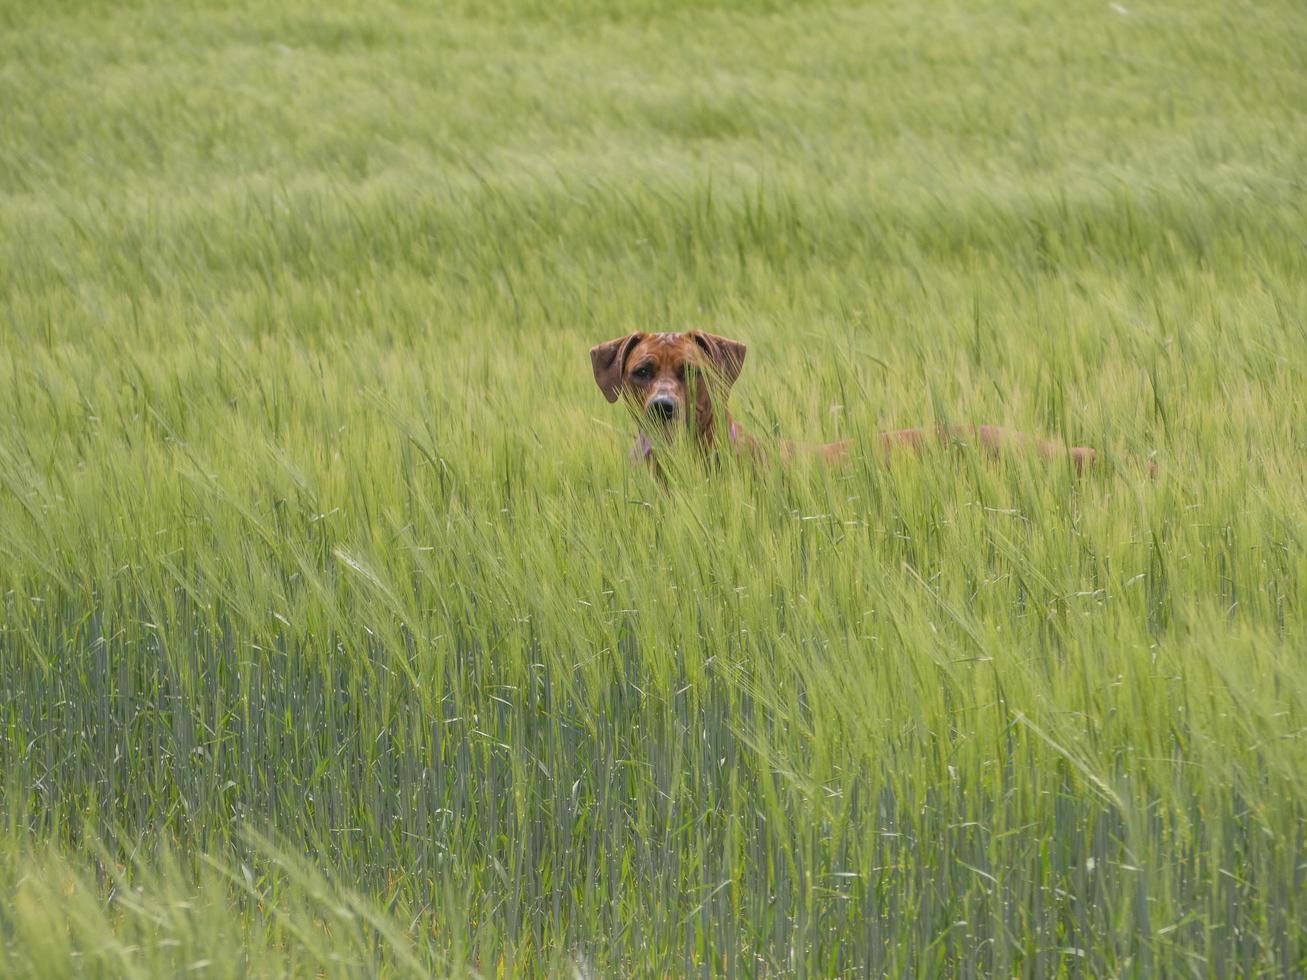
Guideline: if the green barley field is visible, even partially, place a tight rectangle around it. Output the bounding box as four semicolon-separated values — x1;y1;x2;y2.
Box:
3;0;1306;975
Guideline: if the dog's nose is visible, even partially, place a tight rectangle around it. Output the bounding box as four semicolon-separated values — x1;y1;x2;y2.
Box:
648;396;679;421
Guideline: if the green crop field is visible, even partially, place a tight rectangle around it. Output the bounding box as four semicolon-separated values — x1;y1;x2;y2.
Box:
2;0;1306;975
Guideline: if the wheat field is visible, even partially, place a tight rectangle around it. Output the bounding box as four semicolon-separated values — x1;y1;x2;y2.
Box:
2;0;1306;975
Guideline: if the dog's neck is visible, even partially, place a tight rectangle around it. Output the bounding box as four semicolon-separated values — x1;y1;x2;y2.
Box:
629;414;742;465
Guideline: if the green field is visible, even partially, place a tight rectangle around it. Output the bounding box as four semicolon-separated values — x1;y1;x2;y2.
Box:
3;0;1306;974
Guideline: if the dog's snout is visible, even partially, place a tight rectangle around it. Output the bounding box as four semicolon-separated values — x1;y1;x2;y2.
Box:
648;396;679;421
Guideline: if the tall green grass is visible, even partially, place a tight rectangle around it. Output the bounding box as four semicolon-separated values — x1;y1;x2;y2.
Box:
2;0;1306;974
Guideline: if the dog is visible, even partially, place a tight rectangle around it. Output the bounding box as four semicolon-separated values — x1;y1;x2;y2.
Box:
590;330;1104;473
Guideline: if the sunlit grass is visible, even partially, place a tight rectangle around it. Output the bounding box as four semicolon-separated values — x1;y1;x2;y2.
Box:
2;0;1306;974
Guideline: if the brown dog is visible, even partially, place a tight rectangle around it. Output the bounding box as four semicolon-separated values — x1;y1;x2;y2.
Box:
590;330;1102;472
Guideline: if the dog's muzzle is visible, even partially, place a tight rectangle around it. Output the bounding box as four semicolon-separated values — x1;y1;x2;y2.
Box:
647;396;679;422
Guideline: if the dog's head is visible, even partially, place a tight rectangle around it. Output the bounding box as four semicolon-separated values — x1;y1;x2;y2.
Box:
589;331;746;443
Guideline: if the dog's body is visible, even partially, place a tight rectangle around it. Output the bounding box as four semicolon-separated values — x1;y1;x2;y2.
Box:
590;330;1102;474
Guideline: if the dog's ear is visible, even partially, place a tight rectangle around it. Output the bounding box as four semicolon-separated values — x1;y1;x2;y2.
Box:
590;333;644;403
691;331;747;389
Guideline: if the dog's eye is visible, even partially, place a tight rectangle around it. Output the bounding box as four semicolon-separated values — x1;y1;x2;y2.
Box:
632;364;652;380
